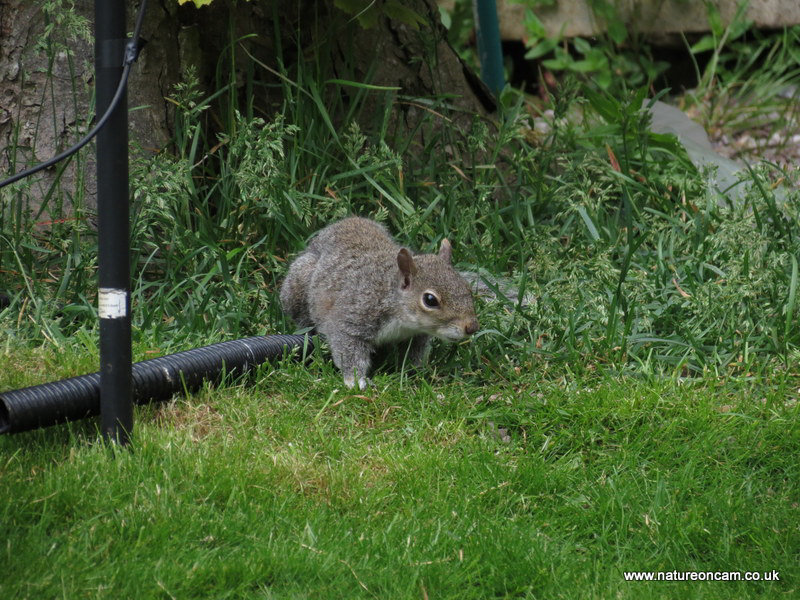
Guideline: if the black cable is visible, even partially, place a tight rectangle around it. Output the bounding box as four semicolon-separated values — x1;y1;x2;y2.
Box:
0;0;148;190
0;334;313;434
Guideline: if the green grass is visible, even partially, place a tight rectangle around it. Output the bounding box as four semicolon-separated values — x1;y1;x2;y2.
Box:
4;20;800;374
2;345;798;599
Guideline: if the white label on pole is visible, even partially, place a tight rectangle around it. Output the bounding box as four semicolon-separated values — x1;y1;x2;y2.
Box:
98;288;128;319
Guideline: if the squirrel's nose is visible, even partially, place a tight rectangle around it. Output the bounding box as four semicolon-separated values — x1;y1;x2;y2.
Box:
464;319;479;336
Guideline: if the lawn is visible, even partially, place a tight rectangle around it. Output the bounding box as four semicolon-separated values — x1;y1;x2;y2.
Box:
1;346;798;598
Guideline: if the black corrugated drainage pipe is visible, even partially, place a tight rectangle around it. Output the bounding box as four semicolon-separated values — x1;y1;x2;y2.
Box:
0;334;311;435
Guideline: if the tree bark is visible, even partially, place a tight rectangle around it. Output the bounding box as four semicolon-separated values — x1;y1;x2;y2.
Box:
1;0;96;216
0;0;184;215
1;0;492;215
326;0;496;139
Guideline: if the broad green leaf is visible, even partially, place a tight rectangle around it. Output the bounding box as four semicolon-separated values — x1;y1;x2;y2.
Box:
438;5;451;29
568;49;607;72
595;70;612;90
607;19;627;45
384;0;428;30
573;37;591;55
524;37;558;60
334;0;379;28
523;9;547;39
704;0;723;37
542;47;572;70
690;35;717;54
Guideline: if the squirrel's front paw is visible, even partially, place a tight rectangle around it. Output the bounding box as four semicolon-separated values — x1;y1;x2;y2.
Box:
343;374;371;390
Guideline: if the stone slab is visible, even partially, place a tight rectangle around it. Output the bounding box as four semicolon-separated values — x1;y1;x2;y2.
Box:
492;0;800;40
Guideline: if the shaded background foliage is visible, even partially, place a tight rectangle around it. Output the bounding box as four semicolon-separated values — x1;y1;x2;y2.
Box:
1;0;799;379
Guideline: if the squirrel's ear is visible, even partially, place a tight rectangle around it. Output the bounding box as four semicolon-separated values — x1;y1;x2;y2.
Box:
438;239;452;264
397;248;417;289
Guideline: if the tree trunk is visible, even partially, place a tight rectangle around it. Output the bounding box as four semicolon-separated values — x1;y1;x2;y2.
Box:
326;0;496;139
0;0;183;216
0;0;492;216
1;0;96;217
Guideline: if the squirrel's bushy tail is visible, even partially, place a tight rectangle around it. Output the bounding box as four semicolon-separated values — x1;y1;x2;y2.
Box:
279;250;319;327
459;269;534;307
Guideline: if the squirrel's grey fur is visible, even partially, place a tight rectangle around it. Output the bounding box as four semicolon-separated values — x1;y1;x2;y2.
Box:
280;217;479;389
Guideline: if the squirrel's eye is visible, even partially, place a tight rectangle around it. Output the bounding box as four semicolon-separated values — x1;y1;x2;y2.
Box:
422;292;440;308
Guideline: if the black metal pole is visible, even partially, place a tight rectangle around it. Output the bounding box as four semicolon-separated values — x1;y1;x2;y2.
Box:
95;0;132;445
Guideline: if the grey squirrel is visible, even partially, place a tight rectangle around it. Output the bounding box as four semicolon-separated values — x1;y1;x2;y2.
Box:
280;217;479;389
